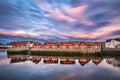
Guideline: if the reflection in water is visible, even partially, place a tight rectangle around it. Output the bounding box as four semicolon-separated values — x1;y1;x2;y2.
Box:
60;59;75;64
106;57;120;68
79;58;91;66
10;56;41;64
8;54;120;68
8;54;104;65
92;58;102;65
0;49;7;52
43;58;58;64
0;50;120;80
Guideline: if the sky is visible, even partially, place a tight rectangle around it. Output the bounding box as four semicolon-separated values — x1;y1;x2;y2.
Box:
0;0;120;44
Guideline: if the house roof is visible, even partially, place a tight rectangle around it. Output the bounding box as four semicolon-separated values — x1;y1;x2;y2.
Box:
115;38;120;41
106;39;112;42
106;38;120;42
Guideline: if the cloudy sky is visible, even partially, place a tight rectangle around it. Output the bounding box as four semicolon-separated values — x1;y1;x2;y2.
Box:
0;0;120;44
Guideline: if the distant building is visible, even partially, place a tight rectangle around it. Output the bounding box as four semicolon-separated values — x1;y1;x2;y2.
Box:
105;38;120;48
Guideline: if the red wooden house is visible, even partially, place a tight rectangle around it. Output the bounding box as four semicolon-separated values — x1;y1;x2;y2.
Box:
11;42;26;48
91;43;101;49
11;41;42;48
33;42;42;48
60;42;74;49
44;42;58;49
78;42;88;49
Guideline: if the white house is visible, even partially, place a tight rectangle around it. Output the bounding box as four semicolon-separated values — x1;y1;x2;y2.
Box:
26;41;34;48
105;38;120;48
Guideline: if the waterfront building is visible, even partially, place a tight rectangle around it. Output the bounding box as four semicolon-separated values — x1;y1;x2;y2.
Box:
11;42;26;48
77;42;101;49
11;41;42;48
60;42;75;49
33;42;42;48
105;38;120;48
9;41;102;53
78;42;88;49
43;42;58;49
91;43;101;49
116;44;120;48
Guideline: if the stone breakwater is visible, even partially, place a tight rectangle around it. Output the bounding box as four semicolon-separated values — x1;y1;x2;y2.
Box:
7;47;101;54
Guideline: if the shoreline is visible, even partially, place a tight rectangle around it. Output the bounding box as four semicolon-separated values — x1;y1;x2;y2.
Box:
7;49;120;56
2;47;120;56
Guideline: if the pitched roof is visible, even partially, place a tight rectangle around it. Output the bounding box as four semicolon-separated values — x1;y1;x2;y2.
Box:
106;38;120;42
106;39;112;42
115;38;120;41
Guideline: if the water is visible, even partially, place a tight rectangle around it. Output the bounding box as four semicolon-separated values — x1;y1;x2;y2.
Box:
0;49;120;80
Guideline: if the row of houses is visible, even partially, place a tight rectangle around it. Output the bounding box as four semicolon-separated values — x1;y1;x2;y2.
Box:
9;37;120;49
10;41;102;49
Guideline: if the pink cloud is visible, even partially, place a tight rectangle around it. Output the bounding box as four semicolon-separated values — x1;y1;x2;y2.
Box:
66;26;120;39
65;5;87;16
44;4;95;26
0;31;29;38
65;5;95;26
37;1;52;11
45;12;75;23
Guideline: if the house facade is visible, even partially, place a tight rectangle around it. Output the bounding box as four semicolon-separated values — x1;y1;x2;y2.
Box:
78;42;88;49
10;41;102;49
43;42;58;49
60;42;74;49
105;38;120;48
11;41;42;48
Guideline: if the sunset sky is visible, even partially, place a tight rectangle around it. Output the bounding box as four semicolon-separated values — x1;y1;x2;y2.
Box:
0;0;120;44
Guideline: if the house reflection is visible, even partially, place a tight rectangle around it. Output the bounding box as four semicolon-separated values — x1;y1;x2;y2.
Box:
79;58;91;66
8;54;113;66
92;58;103;65
31;57;41;64
60;59;75;64
106;57;120;68
10;56;41;64
10;57;26;63
43;58;58;64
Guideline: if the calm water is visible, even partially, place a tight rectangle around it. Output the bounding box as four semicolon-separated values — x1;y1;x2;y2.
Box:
0;49;120;80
